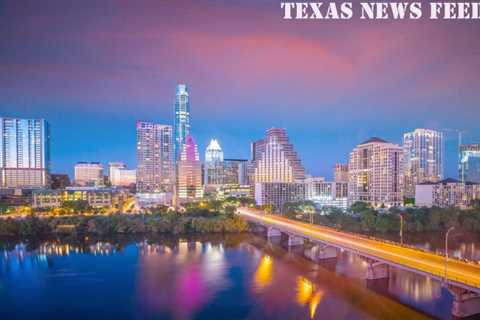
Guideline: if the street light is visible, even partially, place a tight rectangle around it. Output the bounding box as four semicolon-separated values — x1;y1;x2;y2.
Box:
444;226;455;285
399;214;404;245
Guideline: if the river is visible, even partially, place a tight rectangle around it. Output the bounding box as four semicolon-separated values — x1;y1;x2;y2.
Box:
1;233;479;319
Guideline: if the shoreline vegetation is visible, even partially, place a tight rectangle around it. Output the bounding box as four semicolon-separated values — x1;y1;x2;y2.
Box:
0;199;254;239
1;197;480;241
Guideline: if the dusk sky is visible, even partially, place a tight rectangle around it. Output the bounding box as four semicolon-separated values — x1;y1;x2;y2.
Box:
1;0;479;179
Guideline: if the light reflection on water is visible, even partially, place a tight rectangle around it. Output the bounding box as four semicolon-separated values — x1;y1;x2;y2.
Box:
0;234;472;320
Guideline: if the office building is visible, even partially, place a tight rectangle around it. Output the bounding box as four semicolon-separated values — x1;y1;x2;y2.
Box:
174;84;191;162
250;128;305;184
111;168;136;187
403;129;444;198
305;177;348;211
136;121;174;193
254;182;305;213
32;187;128;209
460;144;480;183
74;162;104;187
108;162;126;184
177;135;203;202
416;178;480;209
0;117;50;188
348;137;404;208
204;139;224;187
334;163;349;183
224;159;249;185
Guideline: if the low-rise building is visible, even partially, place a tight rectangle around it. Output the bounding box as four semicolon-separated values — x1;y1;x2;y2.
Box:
305;177;348;211
32;187;126;209
415;178;480;209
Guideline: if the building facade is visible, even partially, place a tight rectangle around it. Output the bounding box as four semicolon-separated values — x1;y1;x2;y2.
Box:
0;117;50;188
254;182;305;212
177;135;203;202
348;137;404;208
305;177;348;211
204;139;224;187
403;129;444;198
250;128;305;184
460;144;480;183
136;121;174;193
108;162;126;184
416;178;480;209
334;163;349;183
32;187;127;209
74;162;104;187
174;84;191;163
223;159;249;185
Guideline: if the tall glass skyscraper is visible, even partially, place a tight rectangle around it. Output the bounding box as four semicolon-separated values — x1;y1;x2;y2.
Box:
460;144;480;183
403;129;444;198
136;121;174;193
204;139;224;187
174;84;191;163
0;117;50;188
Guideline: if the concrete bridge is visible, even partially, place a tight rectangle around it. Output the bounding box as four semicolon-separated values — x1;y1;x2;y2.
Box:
237;207;480;318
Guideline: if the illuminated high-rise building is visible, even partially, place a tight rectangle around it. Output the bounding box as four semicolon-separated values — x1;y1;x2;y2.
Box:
348;137;404;208
177;135;203;202
136;121;174;193
250;128;305;184
403;129;444;198
460;144;480;183
174;84;191;163
108;162;126;184
0;117;50;188
224;159;249;185
204;139;224;187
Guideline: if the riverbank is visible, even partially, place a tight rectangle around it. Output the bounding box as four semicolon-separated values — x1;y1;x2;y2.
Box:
0;212;249;238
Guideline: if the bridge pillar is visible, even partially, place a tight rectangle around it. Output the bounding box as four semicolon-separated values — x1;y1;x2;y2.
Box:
287;235;304;247
450;288;480;318
366;262;389;280
267;227;281;239
308;245;338;261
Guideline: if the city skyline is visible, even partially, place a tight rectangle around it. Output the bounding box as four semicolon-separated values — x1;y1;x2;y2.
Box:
1;1;479;179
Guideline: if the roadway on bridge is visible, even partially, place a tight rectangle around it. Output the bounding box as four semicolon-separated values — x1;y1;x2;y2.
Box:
237;208;480;292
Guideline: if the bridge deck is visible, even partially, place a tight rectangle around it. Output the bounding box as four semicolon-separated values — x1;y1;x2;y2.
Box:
238;208;480;293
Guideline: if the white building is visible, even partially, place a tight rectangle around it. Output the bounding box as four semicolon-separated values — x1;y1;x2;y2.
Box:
204;139;224;187
74;162;104;187
348;137;404;208
255;182;305;212
415;178;480;209
305;177;348;211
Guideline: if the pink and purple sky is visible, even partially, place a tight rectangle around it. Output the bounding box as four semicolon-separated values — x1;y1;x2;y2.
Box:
1;0;479;178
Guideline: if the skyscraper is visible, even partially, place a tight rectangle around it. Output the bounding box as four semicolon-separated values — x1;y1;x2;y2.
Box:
177;134;203;202
0;117;50;188
250;128;305;184
348;137;403;208
204;139;224;187
174;84;191;162
136;121;174;193
74;162;104;186
403;129;444;198
460;144;480;183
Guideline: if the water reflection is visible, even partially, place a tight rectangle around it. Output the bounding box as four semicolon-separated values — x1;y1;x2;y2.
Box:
0;235;466;320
